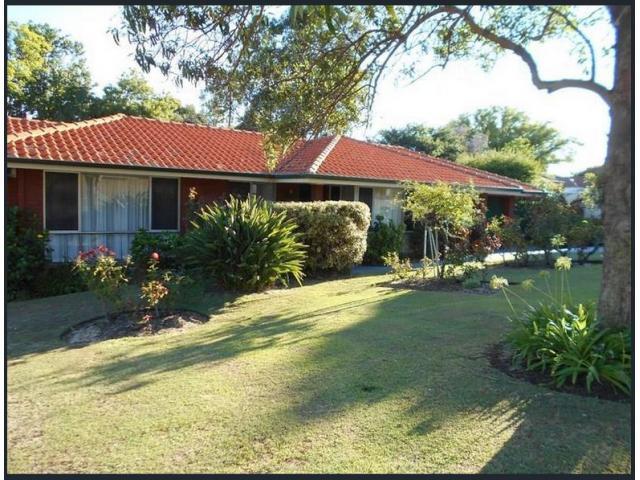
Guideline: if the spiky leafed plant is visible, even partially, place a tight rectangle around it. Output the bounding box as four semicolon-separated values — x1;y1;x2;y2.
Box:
183;195;306;292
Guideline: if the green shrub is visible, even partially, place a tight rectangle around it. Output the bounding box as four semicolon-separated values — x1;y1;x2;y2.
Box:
364;215;405;265
7;206;50;300
273;200;370;273
140;254;198;314
74;246;131;320
567;219;603;264
184;195;306;291
31;263;87;298
130;229;184;271
492;258;631;395
491;215;530;266
507;303;631;395
515;195;579;265
382;252;414;280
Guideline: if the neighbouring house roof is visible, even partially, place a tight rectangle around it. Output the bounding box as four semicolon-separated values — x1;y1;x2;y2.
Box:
7;115;541;194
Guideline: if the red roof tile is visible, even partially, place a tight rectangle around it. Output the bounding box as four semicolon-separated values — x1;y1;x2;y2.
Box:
6;115;541;193
315;136;540;193
7;115;268;174
7;117;67;136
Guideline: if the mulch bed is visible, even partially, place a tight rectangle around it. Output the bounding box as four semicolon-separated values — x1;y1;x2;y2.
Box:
61;309;208;346
486;341;628;403
387;278;498;295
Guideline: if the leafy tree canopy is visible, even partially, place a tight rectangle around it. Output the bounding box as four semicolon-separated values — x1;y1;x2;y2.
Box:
450;106;576;165
457;141;543;183
401;181;479;233
92;70;209;123
581;170;603;209
7;22;209;124
7;21;95;121
376;124;466;161
115;5;613;155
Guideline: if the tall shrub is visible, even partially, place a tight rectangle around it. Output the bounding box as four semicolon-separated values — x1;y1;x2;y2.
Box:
273;201;370;273
130;229;184;272
364;215;406;265
516;195;578;265
184;195;306;291
7;206;50;300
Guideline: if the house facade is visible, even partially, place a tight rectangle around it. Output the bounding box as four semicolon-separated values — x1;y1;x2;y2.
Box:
7;115;543;262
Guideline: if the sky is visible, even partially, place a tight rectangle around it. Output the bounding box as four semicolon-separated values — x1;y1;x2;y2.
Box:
7;5;614;177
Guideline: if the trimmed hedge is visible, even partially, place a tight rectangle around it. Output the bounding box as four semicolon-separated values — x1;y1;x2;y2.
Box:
364;215;406;265
273;201;370;273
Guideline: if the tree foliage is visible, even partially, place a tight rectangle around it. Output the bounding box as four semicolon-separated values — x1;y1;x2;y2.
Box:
581;170;604;209
377;106;573;168
92;70;209;123
451;106;575;165
376;123;466;161
458;143;542;183
7;22;209;124
7;22;95;121
115;5;614;152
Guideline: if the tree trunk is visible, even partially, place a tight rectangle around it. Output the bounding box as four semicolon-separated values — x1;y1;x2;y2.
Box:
598;6;631;328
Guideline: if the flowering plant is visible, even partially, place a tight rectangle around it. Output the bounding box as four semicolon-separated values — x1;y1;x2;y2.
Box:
491;257;631;395
139;252;193;320
74;245;131;320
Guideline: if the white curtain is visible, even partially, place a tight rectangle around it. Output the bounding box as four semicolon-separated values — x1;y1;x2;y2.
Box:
81;174;149;232
45;174;151;261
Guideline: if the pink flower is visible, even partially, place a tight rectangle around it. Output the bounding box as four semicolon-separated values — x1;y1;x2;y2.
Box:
150;252;160;261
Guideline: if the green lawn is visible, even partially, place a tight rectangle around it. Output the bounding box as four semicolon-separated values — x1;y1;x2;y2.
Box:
7;264;630;474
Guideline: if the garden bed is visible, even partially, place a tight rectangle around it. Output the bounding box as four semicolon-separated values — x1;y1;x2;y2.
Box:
387;277;498;295
61;309;208;346
486;341;628;403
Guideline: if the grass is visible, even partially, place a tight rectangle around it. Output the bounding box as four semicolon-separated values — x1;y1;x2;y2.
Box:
7;264;630;474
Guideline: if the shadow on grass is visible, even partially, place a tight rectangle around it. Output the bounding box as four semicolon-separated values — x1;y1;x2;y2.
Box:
13;265;629;473
6;286;235;359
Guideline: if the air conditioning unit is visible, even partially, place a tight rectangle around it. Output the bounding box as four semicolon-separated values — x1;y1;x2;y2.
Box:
8;168;16;178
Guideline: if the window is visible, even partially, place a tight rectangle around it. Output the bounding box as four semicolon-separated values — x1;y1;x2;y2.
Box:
151;178;179;230
228;181;250;198
330;185;355;201
358;187;373;215
299;184;311;202
486;196;505;219
403;210;415;232
81;174;149;232
45;172;78;230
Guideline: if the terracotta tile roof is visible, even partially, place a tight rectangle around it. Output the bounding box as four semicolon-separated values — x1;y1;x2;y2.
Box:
6;115;541;193
7;117;67;136
310;136;540;193
276;137;336;174
7;115;268;174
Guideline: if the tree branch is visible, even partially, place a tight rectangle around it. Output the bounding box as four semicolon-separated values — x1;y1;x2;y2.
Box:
444;6;612;106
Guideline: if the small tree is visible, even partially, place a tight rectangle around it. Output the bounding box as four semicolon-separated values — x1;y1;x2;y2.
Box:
401;181;479;278
516;195;579;265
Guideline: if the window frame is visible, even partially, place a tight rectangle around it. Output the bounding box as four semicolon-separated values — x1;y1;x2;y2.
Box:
149;176;181;232
43;170;181;234
43;171;80;233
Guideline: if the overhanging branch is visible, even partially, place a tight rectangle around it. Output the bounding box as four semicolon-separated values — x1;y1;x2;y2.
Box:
444;6;612;106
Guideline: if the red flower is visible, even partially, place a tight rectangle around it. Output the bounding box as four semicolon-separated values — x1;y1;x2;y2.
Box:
150;252;160;261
